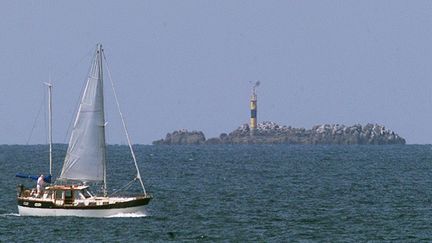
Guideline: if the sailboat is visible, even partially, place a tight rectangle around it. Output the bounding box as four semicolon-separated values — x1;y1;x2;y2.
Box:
16;44;152;217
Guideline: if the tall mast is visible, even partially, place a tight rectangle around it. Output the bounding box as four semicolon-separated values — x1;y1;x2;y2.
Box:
44;81;53;176
98;44;108;197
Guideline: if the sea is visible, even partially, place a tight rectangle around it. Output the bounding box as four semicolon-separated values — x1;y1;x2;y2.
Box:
1;144;432;241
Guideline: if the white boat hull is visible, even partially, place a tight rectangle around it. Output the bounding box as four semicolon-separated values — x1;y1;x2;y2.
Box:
18;204;147;217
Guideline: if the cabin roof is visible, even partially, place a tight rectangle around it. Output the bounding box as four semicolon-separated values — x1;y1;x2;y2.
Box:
45;185;89;190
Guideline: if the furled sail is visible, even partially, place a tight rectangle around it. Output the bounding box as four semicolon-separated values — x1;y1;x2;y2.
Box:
60;44;106;182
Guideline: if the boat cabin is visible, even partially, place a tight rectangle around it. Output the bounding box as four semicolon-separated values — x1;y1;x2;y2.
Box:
42;185;94;205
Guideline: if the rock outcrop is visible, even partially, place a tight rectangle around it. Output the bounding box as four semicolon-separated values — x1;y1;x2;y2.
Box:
153;122;406;145
153;129;206;145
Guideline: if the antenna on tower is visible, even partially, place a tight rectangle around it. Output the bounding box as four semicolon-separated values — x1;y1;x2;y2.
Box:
252;81;260;94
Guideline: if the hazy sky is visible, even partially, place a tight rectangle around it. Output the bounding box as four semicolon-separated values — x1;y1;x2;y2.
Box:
1;1;432;144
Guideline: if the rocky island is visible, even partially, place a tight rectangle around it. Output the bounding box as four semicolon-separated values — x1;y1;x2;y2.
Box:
153;122;406;145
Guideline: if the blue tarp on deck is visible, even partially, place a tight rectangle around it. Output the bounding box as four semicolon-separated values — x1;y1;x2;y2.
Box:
15;173;52;183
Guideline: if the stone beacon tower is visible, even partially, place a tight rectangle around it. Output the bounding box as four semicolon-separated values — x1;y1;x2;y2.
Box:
250;81;260;135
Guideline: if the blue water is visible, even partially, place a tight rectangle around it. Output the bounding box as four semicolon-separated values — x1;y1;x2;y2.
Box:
1;144;432;241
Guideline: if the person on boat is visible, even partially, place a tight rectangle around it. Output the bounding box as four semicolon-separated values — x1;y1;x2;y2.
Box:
36;174;44;197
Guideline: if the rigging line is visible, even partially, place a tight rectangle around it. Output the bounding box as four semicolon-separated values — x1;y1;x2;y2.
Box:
54;48;93;84
25;86;46;145
109;178;136;196
102;51;147;195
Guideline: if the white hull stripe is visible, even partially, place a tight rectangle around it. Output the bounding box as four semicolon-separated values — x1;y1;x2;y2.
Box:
18;205;148;217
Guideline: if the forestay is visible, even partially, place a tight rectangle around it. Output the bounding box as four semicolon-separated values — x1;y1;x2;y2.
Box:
60;44;107;182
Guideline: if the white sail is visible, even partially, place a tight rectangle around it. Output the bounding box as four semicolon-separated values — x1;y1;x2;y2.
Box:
60;44;106;182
